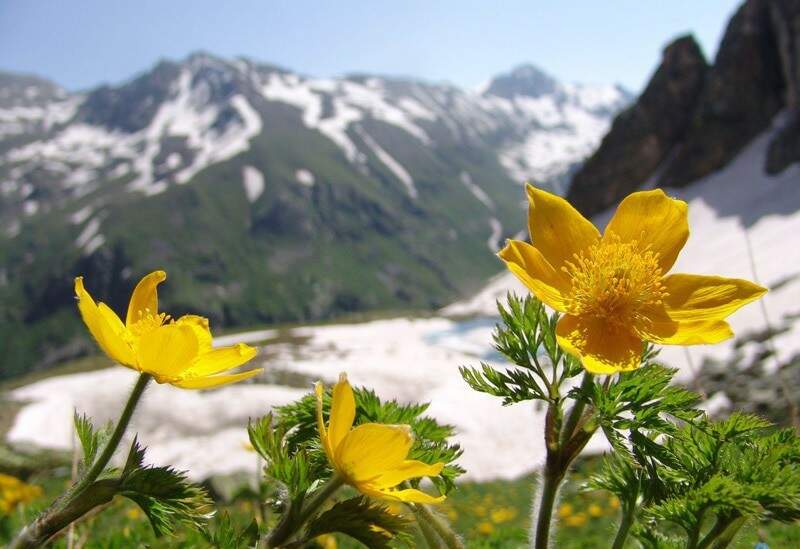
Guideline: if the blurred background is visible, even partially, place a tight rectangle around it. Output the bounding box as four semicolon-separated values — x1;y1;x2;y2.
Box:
1;0;799;544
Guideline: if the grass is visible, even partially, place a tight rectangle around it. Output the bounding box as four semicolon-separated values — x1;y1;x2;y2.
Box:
2;456;798;548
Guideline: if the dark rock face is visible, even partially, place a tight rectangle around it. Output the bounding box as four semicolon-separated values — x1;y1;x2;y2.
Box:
766;0;800;173
568;0;800;216
567;36;708;216
659;0;785;187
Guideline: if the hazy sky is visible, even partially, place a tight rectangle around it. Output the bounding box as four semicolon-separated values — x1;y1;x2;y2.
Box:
1;1;741;94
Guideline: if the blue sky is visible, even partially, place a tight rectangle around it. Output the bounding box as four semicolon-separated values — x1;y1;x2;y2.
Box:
1;1;740;93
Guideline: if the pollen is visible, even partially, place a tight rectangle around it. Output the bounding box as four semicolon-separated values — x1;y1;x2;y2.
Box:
127;309;170;338
562;232;667;329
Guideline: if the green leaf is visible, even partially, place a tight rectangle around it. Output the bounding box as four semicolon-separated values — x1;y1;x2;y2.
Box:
202;513;260;549
73;411;112;471
303;496;411;549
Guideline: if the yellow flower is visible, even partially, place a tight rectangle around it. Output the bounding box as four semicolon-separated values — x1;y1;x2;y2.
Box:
315;534;338;549
0;474;42;514
477;521;495;535
609;495;620;510
74;270;261;388
564;512;588;527
557;503;574;518
490;506;517;524
499;185;767;374
315;373;445;503
588;503;603;518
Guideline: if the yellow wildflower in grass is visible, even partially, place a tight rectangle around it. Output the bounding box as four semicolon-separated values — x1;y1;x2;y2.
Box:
477;521;495;535
588;503;603;518
315;534;338;549
608;495;620;510
557;503;574;519
490;506;517;524
564;512;588;527
75;270;261;388
0;473;42;514
315;373;445;503
499;185;767;374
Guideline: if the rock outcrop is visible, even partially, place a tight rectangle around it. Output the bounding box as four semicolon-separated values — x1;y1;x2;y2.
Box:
567;36;707;215
568;0;800;217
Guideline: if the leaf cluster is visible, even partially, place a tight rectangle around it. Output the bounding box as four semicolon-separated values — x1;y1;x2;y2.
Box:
460;294;582;406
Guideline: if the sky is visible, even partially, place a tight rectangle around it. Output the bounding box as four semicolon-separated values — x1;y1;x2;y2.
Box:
0;1;741;94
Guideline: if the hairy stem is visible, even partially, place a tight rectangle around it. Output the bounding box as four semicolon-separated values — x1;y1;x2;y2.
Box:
265;475;344;548
611;504;636;549
559;373;593;446
10;373;151;548
412;503;464;549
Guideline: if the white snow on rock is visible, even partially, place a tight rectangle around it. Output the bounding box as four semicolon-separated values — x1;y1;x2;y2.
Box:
74;216;105;255
295;168;315;187
488;217;502;252
354;126;417;198
460;171;494;209
241;165;264;203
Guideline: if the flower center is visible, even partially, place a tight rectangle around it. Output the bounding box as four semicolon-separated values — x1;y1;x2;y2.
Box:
562;233;667;329
127;309;170;339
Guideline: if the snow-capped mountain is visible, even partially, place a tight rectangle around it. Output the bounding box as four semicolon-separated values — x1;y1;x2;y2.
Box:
0;54;629;379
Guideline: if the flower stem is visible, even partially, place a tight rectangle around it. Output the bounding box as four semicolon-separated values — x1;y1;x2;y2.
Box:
560;373;593;446
611;504;636;549
533;461;563;549
412;503;464;549
265;475;344;548
10;373;151;549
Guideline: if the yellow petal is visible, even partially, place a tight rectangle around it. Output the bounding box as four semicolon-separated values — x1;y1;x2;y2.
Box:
315;381;335;463
173;368;262;389
126;270;167;326
74;277;136;367
361;486;445;504
637;307;734;345
185;343;257;377
175;315;213;352
336;424;412;482
329;373;356;453
371;460;444;489
498;240;570;312
137;323;199;381
556;314;643;374
526;184;600;271
661;274;767;321
604;189;688;272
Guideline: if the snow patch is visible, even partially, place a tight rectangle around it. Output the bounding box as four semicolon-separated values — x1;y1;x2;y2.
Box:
487;217;502;252
295;168;315;187
355;126;417;198
241;165;264;203
460;171;494;209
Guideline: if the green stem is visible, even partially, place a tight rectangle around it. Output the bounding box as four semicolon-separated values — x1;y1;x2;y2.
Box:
611;504;636;549
412;503;464;549
700;516;745;549
533;461;563;549
265;475;344;548
413;506;445;548
559;373;593;446
10;373;151;548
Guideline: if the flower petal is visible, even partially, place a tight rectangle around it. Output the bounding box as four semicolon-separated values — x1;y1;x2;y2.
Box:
371;460;444;490
526;184;600;271
637;307;734;345
173;368;262;389
315;382;335;463
126;270;167;326
336;423;413;483
556;314;643;374
498;240;571;312
186;343;257;377
137;323;199;381
604;189;688;272
661;274;767;321
361;486;445;504
74;277;136;367
329;373;356;454
175;315;213;352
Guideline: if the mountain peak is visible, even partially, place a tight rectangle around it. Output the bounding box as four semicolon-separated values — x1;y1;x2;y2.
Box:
482;63;559;99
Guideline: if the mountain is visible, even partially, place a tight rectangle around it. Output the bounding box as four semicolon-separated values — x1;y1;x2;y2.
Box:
0;56;629;379
567;0;800;216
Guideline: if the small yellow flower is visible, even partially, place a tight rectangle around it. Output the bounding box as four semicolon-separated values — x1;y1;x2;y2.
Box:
588;503;603;518
0;473;42;514
75;271;261;388
564;512;588;527
609;495;620;510
477;521;495;535
126;506;142;520
557;503;574;518
315;534;338;549
490;506;517;524
315;373;445;503
499;185;767;374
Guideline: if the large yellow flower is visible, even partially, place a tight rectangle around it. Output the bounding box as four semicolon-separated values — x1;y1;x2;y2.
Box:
75;270;261;388
499;185;767;374
315;373;445;503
